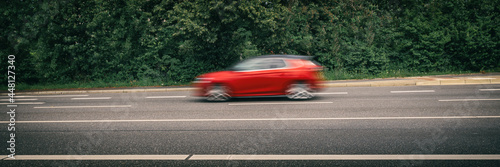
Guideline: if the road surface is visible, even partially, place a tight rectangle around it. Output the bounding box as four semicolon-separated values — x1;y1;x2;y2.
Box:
1;84;500;166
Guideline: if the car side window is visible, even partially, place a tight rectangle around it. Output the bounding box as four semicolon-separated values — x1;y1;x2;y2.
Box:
232;58;287;71
254;59;286;70
253;60;270;70
268;59;286;69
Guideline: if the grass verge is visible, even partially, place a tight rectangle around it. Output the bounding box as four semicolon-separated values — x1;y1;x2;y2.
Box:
2;80;190;92
323;69;480;81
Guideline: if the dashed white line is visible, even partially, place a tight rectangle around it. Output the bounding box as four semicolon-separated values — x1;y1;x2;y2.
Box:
480;89;500;91
0;99;38;101
3;116;499;124
0;102;45;105
34;105;132;109
439;99;500;102
16;95;89;98
4;154;500;160
228;102;333;106
71;97;111;100
145;96;187;99
313;92;348;95
390;90;435;93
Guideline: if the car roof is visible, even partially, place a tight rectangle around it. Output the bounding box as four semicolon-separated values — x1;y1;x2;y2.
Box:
252;55;314;60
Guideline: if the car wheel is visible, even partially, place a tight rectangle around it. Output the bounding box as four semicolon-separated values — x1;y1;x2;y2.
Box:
286;82;314;100
206;84;231;102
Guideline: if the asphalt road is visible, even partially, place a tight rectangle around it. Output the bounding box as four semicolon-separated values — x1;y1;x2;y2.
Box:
1;84;500;166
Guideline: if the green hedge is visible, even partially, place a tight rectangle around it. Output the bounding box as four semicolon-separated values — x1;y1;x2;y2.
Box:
1;0;498;86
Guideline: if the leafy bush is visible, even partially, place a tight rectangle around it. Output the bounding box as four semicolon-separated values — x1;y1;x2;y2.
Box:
1;0;498;88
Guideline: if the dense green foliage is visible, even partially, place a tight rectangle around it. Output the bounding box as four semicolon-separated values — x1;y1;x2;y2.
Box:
1;0;498;87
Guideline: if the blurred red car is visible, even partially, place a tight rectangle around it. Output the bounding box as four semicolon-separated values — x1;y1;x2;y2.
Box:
193;55;324;101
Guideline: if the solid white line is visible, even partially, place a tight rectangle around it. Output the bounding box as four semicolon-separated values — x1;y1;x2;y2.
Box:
3;155;189;160
2;116;499;124
189;154;500;160
34;105;132;109
480;89;500;91
228;102;333;106
146;96;187;99
0;99;38;101
439;99;500;102
71;97;111;100
0;102;45;105
313;92;348;95
16;95;89;98
390;90;435;93
4;154;499;160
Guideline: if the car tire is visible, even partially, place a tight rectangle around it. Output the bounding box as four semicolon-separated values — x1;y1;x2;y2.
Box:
286;82;314;100
206;84;231;102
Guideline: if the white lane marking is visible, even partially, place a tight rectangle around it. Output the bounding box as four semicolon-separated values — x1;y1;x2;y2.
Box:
0;102;45;105
228;102;333;106
71;97;111;100
480;89;500;91
0;99;38;101
439;99;500;102
3;155;189;160
16;95;89;98
390;90;435;93
189;154;500;160
3;116;499;124
313;92;348;95
4;154;499;160
34;105;132;109
146;96;187;99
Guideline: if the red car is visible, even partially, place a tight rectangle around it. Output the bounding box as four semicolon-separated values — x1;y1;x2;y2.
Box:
193;55;324;101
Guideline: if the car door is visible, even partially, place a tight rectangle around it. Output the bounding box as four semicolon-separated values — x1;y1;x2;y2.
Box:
229;58;269;95
261;58;289;93
231;58;289;95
